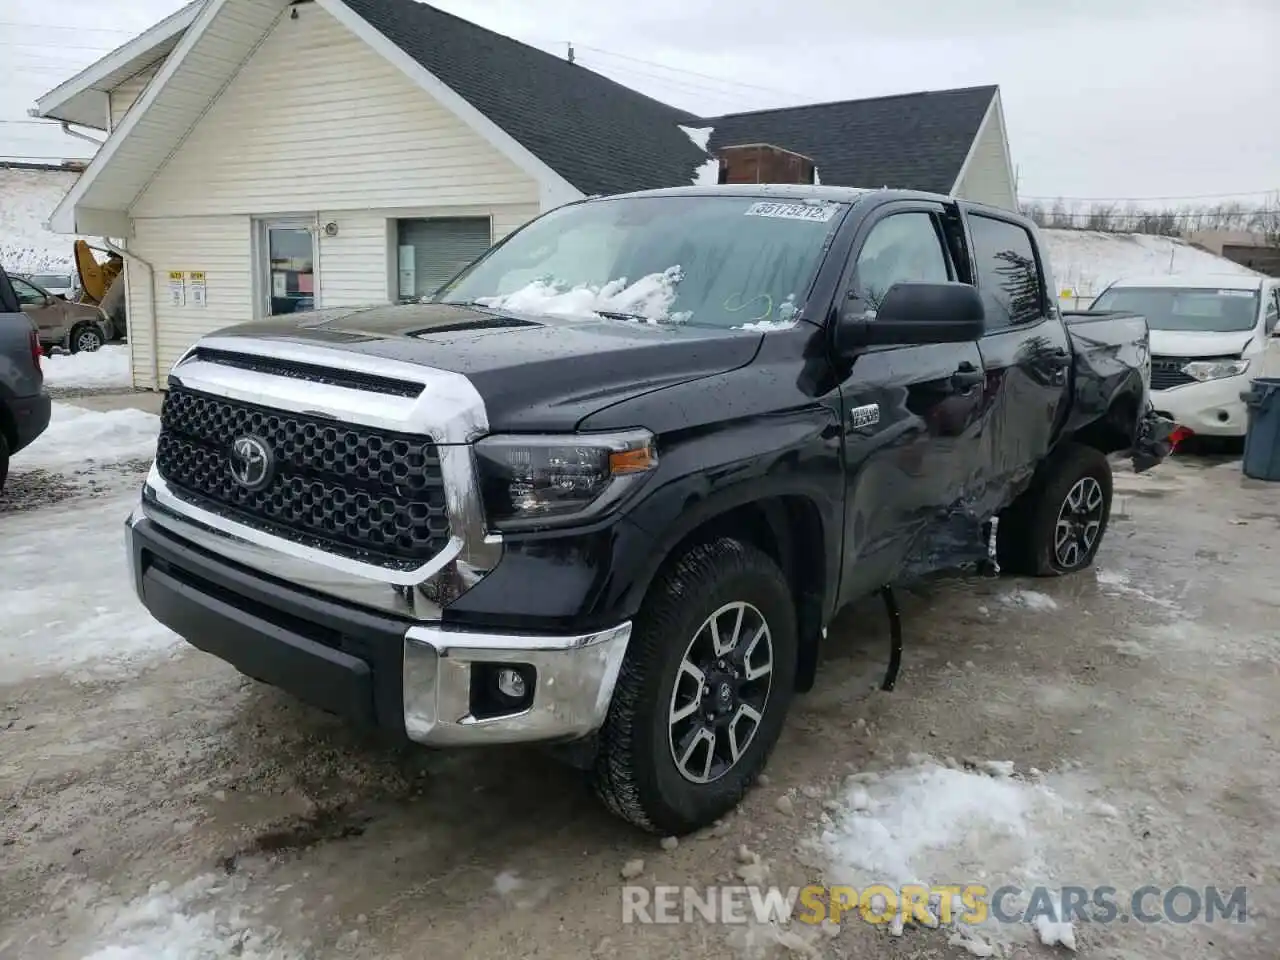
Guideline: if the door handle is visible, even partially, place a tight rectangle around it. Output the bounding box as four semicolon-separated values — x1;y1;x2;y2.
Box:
951;362;984;391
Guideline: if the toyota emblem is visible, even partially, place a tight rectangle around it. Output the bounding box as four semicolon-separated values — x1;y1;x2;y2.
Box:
229;435;273;491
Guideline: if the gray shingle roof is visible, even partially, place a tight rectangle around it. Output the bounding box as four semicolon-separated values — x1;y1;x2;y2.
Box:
706;87;998;194
343;0;708;196
343;0;995;197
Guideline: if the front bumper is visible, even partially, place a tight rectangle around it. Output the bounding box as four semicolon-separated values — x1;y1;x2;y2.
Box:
126;507;631;746
1151;373;1250;437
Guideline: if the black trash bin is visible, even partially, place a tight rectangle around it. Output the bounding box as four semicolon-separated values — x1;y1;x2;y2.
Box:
1241;377;1280;481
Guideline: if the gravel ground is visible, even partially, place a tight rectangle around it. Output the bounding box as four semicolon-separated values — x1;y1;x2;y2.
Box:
0;454;1274;960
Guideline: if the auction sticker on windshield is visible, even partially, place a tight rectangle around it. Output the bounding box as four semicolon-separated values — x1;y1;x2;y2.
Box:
745;201;838;223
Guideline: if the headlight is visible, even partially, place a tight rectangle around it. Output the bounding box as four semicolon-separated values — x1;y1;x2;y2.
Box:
474;429;658;530
1182;359;1249;382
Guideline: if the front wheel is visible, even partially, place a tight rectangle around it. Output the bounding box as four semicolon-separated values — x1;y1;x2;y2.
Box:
998;442;1113;576
593;538;797;834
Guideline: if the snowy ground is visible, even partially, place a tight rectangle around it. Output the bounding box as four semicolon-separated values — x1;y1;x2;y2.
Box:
41;346;133;392
1041;229;1261;303
0;166;90;275
0;442;1274;958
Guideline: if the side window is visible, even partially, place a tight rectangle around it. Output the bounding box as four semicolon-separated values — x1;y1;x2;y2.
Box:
11;279;44;306
968;214;1046;330
850;212;951;312
1266;288;1279;334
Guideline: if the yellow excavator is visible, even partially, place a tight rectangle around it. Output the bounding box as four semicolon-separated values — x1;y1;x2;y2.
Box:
73;240;127;338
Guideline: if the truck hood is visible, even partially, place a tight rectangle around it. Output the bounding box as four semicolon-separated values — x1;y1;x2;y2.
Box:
203;302;763;432
1149;328;1256;358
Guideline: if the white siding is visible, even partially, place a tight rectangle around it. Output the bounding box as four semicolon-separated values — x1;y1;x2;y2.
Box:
109;62;162;130
124;203;540;387
132;3;538;218
953;99;1017;211
125;216;252;388
314;203;539;306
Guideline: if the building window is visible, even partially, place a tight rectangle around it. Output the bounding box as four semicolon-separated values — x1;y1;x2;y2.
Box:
396;217;492;303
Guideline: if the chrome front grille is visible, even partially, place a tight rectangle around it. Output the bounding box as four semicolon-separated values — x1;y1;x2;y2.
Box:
155;383;450;570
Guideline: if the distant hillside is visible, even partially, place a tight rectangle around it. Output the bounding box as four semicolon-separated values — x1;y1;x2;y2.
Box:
1041;228;1261;300
0;166;85;275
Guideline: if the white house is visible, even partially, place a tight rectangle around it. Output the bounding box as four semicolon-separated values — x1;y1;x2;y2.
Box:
32;0;1019;390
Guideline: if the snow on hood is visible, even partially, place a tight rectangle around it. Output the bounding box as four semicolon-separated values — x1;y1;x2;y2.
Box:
476;267;692;324
1148;328;1257;358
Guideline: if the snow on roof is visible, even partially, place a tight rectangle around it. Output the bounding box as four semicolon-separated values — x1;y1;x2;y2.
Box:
0;166;88;274
1040;229;1261;298
679;124;720;186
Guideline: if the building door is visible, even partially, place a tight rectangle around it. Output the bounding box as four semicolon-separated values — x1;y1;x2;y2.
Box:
396;217;491;303
258;219;317;316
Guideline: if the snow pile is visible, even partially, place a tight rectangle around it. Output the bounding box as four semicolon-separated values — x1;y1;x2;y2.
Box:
815;758;1095;952
679;124;720;186
0;166;89;274
41;344;132;389
11;403;158;471
77;874;299;960
1041;228;1260;302
1;491;180;684
477;267;691;324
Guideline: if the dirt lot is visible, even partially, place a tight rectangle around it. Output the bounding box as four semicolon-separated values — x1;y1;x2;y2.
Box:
1;450;1275;960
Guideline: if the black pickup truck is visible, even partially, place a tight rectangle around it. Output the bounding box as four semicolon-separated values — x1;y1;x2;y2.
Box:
126;186;1171;833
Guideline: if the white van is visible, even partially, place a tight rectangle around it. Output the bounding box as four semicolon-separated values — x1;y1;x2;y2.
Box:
1091;274;1280;437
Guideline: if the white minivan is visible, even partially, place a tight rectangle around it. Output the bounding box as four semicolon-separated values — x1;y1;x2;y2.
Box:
1090;274;1280;438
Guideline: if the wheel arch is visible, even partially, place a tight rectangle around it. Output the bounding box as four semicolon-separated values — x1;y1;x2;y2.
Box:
624;485;834;694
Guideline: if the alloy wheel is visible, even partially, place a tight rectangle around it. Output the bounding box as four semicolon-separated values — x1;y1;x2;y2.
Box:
667;601;774;784
1054;476;1104;568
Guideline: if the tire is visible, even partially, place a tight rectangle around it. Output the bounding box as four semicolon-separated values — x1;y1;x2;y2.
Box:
0;431;9;494
593;537;798;834
70;324;104;354
997;442;1112;577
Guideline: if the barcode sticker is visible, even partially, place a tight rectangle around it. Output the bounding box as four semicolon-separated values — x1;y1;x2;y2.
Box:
745;201;838;223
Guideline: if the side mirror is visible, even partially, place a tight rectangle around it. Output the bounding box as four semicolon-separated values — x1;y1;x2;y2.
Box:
836;281;985;353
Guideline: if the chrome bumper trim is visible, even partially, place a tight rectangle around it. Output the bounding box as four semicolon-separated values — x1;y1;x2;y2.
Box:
402;623;632;746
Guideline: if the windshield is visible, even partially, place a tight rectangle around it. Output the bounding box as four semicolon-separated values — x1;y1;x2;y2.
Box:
436;196;846;329
1092;286;1260;332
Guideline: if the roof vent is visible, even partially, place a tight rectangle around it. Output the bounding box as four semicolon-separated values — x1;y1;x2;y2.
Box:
715;143;817;185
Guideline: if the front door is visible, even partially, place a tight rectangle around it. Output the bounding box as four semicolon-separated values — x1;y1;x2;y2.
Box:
12;277;64;342
963;210;1071;509
258;220;317;317
835;203;987;606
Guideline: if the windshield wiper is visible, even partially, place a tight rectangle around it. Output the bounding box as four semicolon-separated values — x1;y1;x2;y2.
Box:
596;310;658;324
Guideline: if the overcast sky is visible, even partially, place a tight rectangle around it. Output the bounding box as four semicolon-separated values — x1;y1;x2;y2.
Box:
2;0;1276;206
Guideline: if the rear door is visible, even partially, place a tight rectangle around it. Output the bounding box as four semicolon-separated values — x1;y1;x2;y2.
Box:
962;210;1071;502
834;201;987;605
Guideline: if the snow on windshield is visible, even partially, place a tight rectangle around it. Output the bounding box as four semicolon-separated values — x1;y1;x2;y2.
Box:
476;266;693;325
475;269;803;331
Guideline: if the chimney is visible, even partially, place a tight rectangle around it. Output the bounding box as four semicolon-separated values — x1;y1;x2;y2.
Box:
715;143;817;186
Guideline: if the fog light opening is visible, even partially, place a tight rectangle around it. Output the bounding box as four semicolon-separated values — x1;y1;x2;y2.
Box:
470;663;536;718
